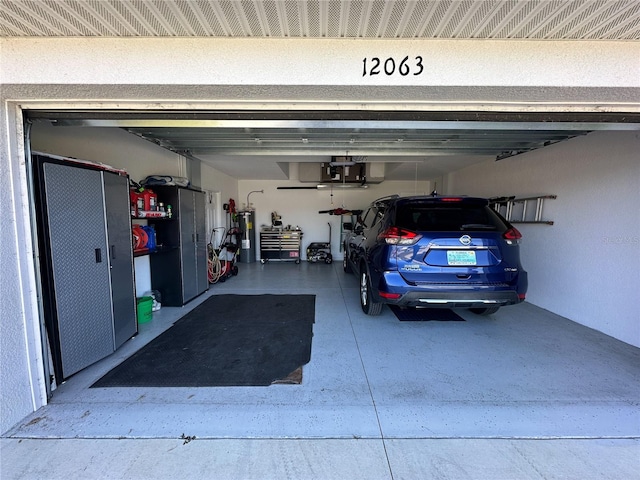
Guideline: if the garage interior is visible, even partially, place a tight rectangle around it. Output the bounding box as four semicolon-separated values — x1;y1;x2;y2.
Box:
8;97;640;479
2;1;640;478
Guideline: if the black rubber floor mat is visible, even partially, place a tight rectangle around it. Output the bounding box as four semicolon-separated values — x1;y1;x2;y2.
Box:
92;294;315;387
389;305;465;322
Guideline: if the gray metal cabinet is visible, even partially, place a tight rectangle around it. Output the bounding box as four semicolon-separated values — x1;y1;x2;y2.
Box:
178;188;208;301
103;173;138;348
35;155;137;381
150;187;208;306
193;190;208;295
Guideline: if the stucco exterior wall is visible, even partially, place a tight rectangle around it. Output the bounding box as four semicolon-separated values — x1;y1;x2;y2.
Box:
1;101;46;435
1;37;639;434
2;37;639;89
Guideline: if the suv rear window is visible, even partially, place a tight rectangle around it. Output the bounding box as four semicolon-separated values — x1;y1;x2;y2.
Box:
395;202;508;232
360;206;385;229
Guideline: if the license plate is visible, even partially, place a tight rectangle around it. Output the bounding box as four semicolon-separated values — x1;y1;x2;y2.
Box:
447;250;476;266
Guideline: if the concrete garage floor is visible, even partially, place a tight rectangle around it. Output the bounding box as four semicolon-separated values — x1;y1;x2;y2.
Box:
2;262;639;479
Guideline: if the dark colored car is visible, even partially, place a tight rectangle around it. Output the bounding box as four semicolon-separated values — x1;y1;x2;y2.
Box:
343;195;528;315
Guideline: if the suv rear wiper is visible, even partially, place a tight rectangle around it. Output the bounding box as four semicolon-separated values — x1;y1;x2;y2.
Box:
460;224;497;230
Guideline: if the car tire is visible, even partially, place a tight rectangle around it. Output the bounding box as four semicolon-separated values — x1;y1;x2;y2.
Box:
360;269;383;316
343;252;352;274
469;306;500;316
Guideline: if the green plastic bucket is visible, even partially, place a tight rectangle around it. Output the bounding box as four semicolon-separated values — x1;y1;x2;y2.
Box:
136;296;153;324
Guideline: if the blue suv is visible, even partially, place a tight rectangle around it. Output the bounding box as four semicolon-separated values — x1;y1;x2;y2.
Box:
343;195;528;315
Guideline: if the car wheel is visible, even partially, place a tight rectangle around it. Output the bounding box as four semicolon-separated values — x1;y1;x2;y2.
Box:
469;306;500;316
360;269;383;316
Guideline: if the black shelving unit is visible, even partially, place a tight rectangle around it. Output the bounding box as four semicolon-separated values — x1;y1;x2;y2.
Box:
147;186;208;306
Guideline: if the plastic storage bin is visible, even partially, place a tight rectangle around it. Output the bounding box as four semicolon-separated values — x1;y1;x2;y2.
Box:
136;296;153;324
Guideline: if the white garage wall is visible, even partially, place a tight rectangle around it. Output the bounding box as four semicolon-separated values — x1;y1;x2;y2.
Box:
30;123;182;182
31;122;238;210
238;164;432;262
30;124;239;295
447;131;640;348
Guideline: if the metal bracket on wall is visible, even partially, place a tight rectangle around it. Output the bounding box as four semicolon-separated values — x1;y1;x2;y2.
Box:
490;195;557;225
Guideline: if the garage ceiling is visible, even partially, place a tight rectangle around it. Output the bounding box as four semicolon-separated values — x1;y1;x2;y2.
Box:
7;1;640;181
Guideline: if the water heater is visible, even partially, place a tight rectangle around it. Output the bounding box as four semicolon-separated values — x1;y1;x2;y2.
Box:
238;210;256;263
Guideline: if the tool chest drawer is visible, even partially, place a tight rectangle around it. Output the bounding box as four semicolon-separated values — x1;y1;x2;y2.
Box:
260;229;303;263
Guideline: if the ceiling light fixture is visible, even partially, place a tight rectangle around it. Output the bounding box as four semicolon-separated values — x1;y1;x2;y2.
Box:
316;183;368;189
330;155;355;167
277;184;368;190
329;161;356;166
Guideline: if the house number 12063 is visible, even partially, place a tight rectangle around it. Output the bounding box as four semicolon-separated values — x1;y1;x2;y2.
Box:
362;56;424;76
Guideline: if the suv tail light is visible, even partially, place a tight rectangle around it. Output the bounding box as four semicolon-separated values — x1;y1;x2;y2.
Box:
378;227;422;245
503;227;522;245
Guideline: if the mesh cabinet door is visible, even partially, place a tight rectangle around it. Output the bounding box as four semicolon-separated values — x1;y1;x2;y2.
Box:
43;163;115;378
179;188;197;302
103;172;137;348
193;190;208;295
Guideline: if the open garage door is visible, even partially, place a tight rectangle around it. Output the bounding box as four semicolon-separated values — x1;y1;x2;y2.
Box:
26;109;640;183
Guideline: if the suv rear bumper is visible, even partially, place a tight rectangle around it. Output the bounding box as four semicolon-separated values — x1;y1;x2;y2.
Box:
377;271;526;308
391;291;522;308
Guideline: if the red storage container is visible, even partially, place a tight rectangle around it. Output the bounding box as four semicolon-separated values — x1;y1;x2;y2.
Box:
129;189;140;217
141;189;157;211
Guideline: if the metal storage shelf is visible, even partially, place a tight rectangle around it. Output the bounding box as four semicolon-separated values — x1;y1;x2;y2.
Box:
260;229;303;263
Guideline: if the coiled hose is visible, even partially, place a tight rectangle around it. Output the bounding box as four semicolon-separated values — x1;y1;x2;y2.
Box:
207;227;226;284
208;243;222;284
